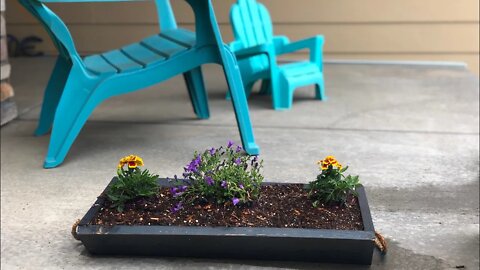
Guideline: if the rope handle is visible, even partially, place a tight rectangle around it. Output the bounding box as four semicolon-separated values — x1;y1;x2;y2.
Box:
374;231;388;254
71;219;81;241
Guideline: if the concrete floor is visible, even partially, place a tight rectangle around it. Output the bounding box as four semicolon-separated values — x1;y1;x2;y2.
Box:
1;57;479;270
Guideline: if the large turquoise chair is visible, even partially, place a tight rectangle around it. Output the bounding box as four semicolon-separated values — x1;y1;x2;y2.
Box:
229;0;326;110
19;0;259;168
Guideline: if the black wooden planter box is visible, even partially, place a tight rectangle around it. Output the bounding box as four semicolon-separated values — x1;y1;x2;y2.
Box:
76;179;376;265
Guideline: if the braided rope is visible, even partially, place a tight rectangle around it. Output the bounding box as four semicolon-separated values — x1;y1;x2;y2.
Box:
71;219;81;241
374;231;388;254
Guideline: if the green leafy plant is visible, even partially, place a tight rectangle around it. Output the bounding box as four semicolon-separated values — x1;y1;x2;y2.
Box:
107;155;159;211
170;141;264;208
307;155;361;207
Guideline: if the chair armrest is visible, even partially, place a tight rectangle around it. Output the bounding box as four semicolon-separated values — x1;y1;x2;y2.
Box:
234;43;275;60
272;35;290;51
277;35;324;67
277;35;324;56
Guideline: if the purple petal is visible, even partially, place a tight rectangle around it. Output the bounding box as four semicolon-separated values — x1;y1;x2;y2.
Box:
171;202;183;212
232;198;240;206
234;158;242;165
236;145;242;153
221;180;228;188
173;192;184;198
205;176;214;186
227;140;234;148
239;184;244;189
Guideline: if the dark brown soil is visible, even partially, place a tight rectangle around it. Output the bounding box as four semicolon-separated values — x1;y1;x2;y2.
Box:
93;184;364;230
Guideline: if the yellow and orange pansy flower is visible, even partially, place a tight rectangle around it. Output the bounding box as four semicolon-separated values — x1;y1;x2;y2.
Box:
317;155;342;170
118;155;144;169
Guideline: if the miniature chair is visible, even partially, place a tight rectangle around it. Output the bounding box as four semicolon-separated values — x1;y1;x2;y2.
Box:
19;0;259;168
229;0;326;110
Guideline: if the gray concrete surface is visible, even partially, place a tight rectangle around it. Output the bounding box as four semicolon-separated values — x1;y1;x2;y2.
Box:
1;57;479;270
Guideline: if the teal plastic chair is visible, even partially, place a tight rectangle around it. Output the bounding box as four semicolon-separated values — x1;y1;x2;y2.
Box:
229;0;326;110
19;0;259;168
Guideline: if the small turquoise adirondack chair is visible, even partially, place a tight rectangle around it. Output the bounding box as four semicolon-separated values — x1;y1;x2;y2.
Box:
19;0;259;168
229;0;326;110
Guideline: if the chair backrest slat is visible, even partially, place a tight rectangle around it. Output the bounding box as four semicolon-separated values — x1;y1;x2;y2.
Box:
231;0;273;49
19;0;179;67
257;3;273;43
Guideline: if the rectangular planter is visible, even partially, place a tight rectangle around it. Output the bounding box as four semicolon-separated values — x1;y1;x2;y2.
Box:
76;178;376;265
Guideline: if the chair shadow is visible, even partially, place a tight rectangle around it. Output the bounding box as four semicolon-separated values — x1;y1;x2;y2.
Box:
207;88;274;110
60;117;199;166
207;83;321;111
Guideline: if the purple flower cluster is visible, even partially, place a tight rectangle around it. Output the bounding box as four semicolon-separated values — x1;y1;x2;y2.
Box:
184;155;202;176
171;202;183;213
232;198;240;206
205;176;214;186
170;185;188;198
172;140;264;210
221;180;228;189
234;158;242;165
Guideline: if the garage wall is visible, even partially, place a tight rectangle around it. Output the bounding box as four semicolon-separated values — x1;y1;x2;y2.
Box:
5;0;479;74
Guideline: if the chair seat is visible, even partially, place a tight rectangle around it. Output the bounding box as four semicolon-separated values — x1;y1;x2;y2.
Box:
279;61;321;78
84;28;196;75
278;61;322;88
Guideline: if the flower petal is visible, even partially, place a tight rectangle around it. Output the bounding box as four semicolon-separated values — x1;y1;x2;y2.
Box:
232;198;240;206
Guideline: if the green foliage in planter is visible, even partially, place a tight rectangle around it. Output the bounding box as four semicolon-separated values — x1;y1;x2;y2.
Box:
107;155;159;212
171;141;264;208
307;156;361;207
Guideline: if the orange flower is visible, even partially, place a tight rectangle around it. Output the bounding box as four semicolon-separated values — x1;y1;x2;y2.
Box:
318;155;342;170
118;155;144;169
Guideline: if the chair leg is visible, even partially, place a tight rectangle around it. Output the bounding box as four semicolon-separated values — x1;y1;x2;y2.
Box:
259;79;271;95
272;76;293;110
272;92;293;110
183;67;210;119
315;74;327;101
35;56;72;136
226;80;254;100
221;47;259;155
43;68;102;168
